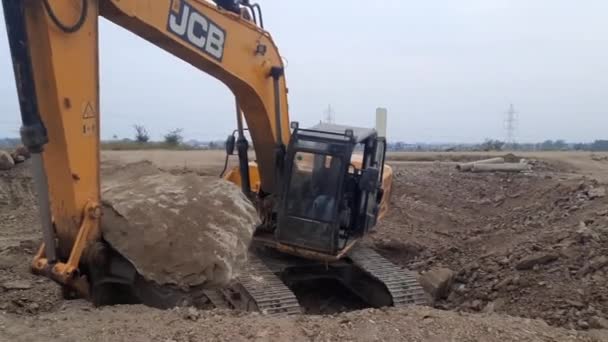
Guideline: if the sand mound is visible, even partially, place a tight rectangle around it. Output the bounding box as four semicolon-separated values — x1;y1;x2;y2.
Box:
101;161;259;289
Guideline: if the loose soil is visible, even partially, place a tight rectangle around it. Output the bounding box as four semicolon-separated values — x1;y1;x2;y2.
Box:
1;151;608;341
373;154;608;331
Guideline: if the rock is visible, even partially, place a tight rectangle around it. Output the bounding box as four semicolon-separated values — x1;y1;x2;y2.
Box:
461;262;480;274
485;263;500;273
447;291;459;302
588;329;608;341
493;276;512;290
493;195;506;204
375;239;422;259
515;252;559;270
577;319;589;330
584;218;595;225
498;257;510;266
482;302;495;313
14;155;26;163
448;246;461;253
101;161;259;289
503;153;519;163
2;280;33;290
565;299;585;309
511;274;521;285
589;316;608;329
479;250;496;259
559;245;578;259
590;256;608;270
592;273;606;283
0;151;15;170
11;145;30;160
482;298;505;313
587;187;606;200
454;283;467;295
300;327;316;338
576;223;600;243
470;300;483;311
183;307;200;321
467;236;483;244
418;267;455;300
580;256;608;276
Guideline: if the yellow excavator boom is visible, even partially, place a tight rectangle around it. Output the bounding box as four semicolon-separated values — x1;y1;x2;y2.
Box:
3;0;291;297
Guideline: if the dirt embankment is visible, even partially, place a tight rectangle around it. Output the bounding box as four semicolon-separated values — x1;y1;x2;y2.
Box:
374;158;608;330
0;161;62;316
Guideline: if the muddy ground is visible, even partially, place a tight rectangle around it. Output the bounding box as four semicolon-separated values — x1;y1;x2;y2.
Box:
2;151;608;341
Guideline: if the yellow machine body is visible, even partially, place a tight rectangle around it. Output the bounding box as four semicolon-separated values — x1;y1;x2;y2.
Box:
3;0;394;300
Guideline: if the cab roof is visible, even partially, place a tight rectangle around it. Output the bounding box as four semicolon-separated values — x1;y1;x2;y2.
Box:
303;122;377;144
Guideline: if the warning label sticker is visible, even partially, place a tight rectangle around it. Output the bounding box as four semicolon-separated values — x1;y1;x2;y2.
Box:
82;102;96;119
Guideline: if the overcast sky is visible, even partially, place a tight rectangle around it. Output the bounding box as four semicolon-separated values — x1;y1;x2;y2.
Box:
1;1;607;143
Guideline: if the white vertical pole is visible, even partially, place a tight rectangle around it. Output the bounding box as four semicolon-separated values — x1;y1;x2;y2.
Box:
375;107;387;138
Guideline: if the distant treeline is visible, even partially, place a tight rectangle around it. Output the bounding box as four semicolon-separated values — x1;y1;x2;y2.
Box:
3;136;608;152
0;138;20;149
387;140;608;152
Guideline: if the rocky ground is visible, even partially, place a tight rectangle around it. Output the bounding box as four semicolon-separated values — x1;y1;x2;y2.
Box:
2;301;604;342
373;156;608;331
2;151;608;341
0;159;63;318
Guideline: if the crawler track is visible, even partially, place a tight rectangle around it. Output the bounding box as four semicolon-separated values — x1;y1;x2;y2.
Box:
221;255;301;315
348;246;427;306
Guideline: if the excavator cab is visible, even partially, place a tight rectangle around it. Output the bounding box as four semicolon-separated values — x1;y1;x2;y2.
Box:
276;122;386;255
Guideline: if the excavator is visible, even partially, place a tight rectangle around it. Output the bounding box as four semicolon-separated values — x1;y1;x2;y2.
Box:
2;0;425;314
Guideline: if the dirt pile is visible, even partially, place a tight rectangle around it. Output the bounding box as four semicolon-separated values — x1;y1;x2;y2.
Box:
374;161;608;330
101;161;259;288
0;160;35;208
0;162;61;316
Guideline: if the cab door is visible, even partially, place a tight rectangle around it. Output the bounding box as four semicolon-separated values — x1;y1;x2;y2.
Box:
276;149;346;254
358;138;385;232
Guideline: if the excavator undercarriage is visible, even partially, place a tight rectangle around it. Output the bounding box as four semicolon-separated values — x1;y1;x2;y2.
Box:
86;241;427;314
209;244;427;315
77;235;427;314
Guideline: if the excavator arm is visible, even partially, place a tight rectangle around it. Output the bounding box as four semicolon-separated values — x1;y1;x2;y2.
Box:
2;0;290;297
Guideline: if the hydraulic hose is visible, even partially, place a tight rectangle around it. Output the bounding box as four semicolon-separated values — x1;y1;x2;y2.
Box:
42;0;88;33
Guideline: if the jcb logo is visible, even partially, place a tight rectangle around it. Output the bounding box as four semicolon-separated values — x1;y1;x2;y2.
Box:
167;0;226;61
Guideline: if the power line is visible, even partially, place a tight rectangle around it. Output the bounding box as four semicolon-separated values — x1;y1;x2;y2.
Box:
322;104;335;124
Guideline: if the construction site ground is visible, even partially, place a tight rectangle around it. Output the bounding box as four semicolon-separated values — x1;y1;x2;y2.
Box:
2;150;608;341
